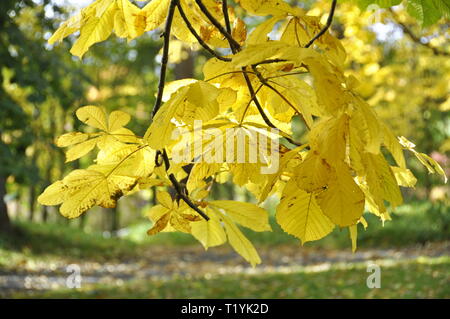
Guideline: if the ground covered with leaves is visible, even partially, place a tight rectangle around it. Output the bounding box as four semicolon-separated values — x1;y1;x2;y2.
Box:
1;202;449;298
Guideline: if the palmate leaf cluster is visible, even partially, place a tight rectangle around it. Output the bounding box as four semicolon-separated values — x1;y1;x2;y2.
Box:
38;0;447;265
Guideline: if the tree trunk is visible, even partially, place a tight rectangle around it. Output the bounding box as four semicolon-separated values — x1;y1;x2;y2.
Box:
41;205;49;223
174;49;195;79
40;162;53;223
78;213;86;230
0;175;13;235
110;206;120;232
29;185;36;222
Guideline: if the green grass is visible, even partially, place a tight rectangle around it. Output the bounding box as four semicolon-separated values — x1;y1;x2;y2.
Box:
1;200;448;269
124;200;450;249
0;221;140;269
14;256;450;299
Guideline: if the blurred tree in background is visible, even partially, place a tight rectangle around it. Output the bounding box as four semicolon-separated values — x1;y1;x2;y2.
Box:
1;0;86;233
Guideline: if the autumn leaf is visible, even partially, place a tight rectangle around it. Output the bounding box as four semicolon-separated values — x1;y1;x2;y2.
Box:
38;168;137;218
56;105;137;162
277;181;335;244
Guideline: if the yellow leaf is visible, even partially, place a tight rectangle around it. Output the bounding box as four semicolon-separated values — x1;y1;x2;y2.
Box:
38;169;137;219
236;0;295;16
186;162;222;193
210;200;271;232
76;105;108;131
108;110;131;132
258;144;306;202
114;0;146;39
147;204;169;222
65;138;98;162
363;153;403;208
359;216;368;229
412;152;448;183
95;143;155;178
280;16;309;47
191;209;227;249
70;1;117;58
295;152;332;193
309;114;348;164
137;177;167;189
391;167;417;187
353;98;382;154
171;0;202;43
220;212;261;267
162;78;198;102
37;181;67;206
142;0;170;31
232;43;315;68
248;16;283;45
56;132;89;147
144;86;188;149
157;191;173;209
147;212;170;235
276;185;334;244
48;12;84;45
231;18;247;45
144;81;221;149
382;124;406;168
316;163;365;227
306;59;349;116
358;183;390;222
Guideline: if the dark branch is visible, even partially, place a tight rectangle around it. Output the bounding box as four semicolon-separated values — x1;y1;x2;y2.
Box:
168;173;209;220
176;1;231;62
152;0;177;118
222;0;232;35
305;0;337;48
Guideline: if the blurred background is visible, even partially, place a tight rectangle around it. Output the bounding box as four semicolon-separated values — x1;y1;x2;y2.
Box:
0;0;449;298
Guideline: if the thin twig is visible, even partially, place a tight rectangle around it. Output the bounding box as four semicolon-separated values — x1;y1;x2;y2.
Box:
176;1;231;61
241;69;302;146
242;69;277;129
251;65;311;131
239;83;264;124
253;58;288;66
152;0;177;118
195;0;241;52
305;0;337;48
